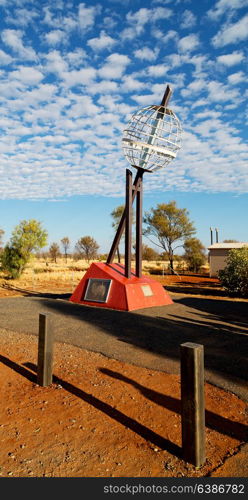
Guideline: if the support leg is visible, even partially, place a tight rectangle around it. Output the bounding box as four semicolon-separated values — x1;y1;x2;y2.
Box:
125;169;132;278
136;172;143;277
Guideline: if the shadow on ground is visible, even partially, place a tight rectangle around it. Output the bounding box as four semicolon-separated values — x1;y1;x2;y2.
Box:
0;291;247;400
0;352;246;448
41;294;248;385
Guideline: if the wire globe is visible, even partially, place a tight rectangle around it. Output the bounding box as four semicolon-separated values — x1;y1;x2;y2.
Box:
122;104;182;172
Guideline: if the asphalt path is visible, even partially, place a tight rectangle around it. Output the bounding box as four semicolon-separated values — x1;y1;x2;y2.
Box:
0;293;247;401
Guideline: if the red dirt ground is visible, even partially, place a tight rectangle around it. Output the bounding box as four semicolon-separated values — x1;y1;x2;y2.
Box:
0;274;247;477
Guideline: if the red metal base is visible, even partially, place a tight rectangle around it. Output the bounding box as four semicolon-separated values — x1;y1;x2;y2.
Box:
69;262;173;311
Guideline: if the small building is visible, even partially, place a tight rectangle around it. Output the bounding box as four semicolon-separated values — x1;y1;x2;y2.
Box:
208;243;248;277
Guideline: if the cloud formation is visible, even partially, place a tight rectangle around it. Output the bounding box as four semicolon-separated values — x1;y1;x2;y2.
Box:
0;0;247;201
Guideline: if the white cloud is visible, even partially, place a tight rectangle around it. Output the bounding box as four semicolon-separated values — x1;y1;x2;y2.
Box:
87;31;116;51
67;95;100;117
78;2;101;30
134;47;159;61
98;53;130;80
121;75;146;92
212;14;248;47
122;6;172;39
126;8;151;33
44;30;66;46
217;51;245;66
66;48;87;67
42;6;77;33
181;78;207;97
1;29;37;61
180;9;197;29
160;30;178;45
43;6;57;27
228;71;246;84
45;50;68;76
9;66;44;85
207;81;239;102
178;34;200;53
150;7;173;22
62;67;97;87
146;64;169;78
207;0;248;21
5;7;39;27
86;80;119;95
0;49;13;65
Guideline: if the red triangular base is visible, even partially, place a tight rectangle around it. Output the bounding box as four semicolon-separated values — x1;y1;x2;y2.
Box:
69;262;173;311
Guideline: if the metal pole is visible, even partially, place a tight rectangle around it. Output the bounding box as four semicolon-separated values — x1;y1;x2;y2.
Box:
210;227;213;245
215;228;219;243
37;313;54;387
180;342;205;467
136;170;143;277
125;169;132;278
106;169;143;265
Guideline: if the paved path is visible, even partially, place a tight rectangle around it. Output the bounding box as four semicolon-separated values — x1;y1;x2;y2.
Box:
0;293;247;401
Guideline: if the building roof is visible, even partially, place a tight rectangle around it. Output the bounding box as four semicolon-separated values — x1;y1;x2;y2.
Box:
208;243;248;250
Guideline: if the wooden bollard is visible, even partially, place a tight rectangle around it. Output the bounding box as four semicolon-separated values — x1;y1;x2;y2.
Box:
180;342;205;467
37;313;54;387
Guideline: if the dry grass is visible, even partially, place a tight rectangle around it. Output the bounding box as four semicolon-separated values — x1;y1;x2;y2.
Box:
0;257;210;295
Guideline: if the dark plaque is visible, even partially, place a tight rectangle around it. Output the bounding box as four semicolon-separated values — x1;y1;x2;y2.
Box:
83;278;112;303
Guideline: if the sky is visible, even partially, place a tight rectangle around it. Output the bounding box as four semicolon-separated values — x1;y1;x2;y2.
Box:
0;0;247;254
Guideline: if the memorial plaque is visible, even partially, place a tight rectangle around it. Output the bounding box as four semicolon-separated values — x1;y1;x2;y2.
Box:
83;278;112;303
141;284;153;297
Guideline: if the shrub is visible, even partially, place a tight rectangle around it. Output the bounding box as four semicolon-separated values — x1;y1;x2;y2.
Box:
0;244;27;279
218;247;248;297
1;219;48;279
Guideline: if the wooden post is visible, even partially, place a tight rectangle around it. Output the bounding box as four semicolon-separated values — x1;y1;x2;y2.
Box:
180;342;205;467
37;313;54;387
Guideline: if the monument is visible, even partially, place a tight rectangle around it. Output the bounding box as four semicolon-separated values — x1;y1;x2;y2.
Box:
70;85;182;311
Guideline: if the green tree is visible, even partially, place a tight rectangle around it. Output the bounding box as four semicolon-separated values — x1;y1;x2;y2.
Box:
0;229;4;252
183;238;206;273
75;236;99;263
110;205;135;263
144;201;195;272
49;242;60;263
142;244;160;261
110;205;125;263
1;219;48;278
223;239;238;243
218;247;248;297
61;237;70;263
1;245;27;279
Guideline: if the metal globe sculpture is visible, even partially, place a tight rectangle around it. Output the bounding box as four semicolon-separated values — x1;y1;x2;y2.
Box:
122;101;182;173
70;85;178;311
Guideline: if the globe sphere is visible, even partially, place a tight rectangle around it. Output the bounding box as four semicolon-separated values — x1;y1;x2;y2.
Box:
122;105;182;172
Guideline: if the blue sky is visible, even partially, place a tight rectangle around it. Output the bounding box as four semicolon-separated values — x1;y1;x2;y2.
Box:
0;0;247;254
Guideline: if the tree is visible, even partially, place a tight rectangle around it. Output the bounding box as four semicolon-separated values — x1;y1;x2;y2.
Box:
183;238;206;273
1;245;27;279
218;247;248;297
144;201;195;272
61;237;70;262
75;236;99;263
0;229;4;252
142;244;160;261
1;219;48;278
49;242;60;263
110;204;135;263
110;205;125;263
223;239;238;243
